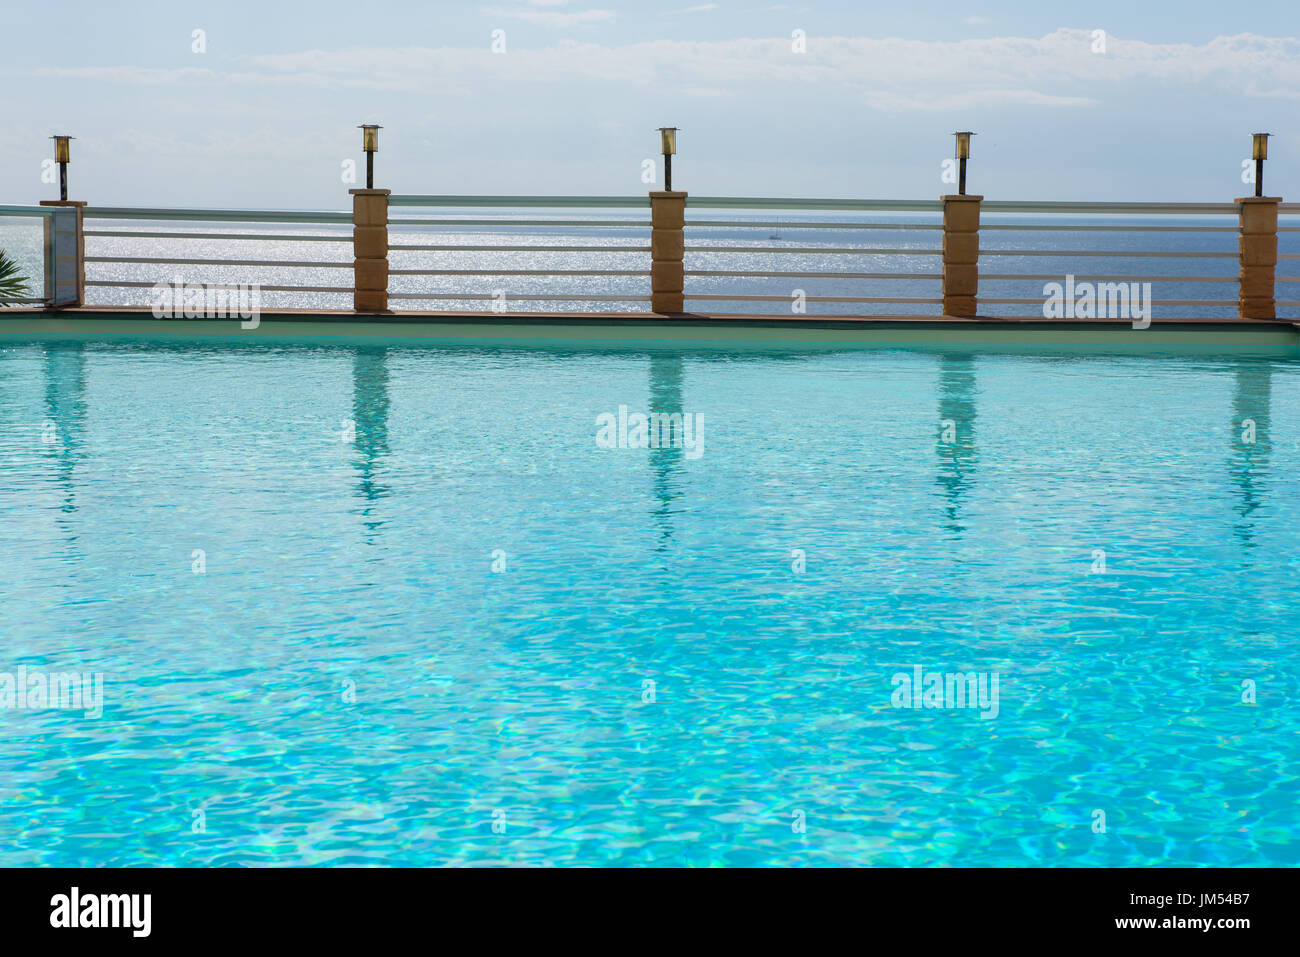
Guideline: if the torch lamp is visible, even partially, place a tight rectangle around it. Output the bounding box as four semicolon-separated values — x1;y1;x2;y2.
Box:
51;135;73;202
359;124;381;189
1252;133;1271;198
659;127;678;191
953;131;974;195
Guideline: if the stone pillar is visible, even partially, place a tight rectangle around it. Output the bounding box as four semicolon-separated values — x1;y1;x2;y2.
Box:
350;188;389;312
38;199;86;307
650;190;686;314
1236;196;1281;320
941;194;982;318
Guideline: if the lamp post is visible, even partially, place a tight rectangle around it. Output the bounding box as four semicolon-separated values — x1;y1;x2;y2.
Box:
659;127;678;191
359;124;381;190
1252;133;1271;198
953;131;974;196
51;135;73;202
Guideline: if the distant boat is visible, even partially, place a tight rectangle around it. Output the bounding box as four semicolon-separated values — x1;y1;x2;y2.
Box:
768;233;782;240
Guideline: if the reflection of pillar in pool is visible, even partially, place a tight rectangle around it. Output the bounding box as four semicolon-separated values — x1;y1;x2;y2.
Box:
43;342;87;515
648;353;685;549
351;346;391;538
935;354;978;534
1230;361;1272;548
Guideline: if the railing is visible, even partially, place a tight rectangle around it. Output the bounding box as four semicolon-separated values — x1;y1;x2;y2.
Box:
977;201;1300;318
386;195;651;310
381;196;1300;319
679;197;945;314
679;198;1300;318
0;204;74;305
81;207;355;310
2;196;1297;319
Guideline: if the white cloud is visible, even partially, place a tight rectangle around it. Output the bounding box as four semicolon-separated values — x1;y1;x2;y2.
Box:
863;88;1096;111
486;5;614;25
23;29;1300;110
1246;85;1300;100
679;86;736;97
26;63;402;92
965;16;987;25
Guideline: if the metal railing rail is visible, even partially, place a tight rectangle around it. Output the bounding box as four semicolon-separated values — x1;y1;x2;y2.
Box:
386;293;653;303
83;206;352;224
394;195;1283;215
84;231;352;242
390;218;652;227
0;204;65;217
89;280;353;294
390;195;648;209
391;244;650;252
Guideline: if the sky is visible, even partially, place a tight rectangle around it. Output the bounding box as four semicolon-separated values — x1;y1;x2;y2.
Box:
2;0;1298;208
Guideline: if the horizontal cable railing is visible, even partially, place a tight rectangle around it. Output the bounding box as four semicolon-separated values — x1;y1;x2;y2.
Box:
5;196;1297;318
678;198;1300;318
682;197;939;314
386;196;652;310
79;206;355;309
977;205;1300;315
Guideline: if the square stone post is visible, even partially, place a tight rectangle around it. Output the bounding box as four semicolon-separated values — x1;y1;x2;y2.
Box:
650;190;686;314
941;194;982;318
350;188;389;312
38;199;86;307
1236;196;1281;320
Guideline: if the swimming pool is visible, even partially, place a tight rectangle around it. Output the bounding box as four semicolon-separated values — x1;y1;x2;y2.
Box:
1;338;1296;866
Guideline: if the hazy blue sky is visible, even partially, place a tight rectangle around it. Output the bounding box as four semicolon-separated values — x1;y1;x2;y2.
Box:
3;0;1297;207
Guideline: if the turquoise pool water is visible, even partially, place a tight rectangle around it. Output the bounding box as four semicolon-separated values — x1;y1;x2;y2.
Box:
0;339;1297;866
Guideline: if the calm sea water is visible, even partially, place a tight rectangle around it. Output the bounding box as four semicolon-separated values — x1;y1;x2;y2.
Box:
1;210;1296;318
0;340;1297;866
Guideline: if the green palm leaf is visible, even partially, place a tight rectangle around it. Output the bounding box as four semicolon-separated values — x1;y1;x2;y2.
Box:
0;249;32;305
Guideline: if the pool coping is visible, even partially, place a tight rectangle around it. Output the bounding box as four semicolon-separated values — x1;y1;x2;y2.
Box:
2;307;1299;353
